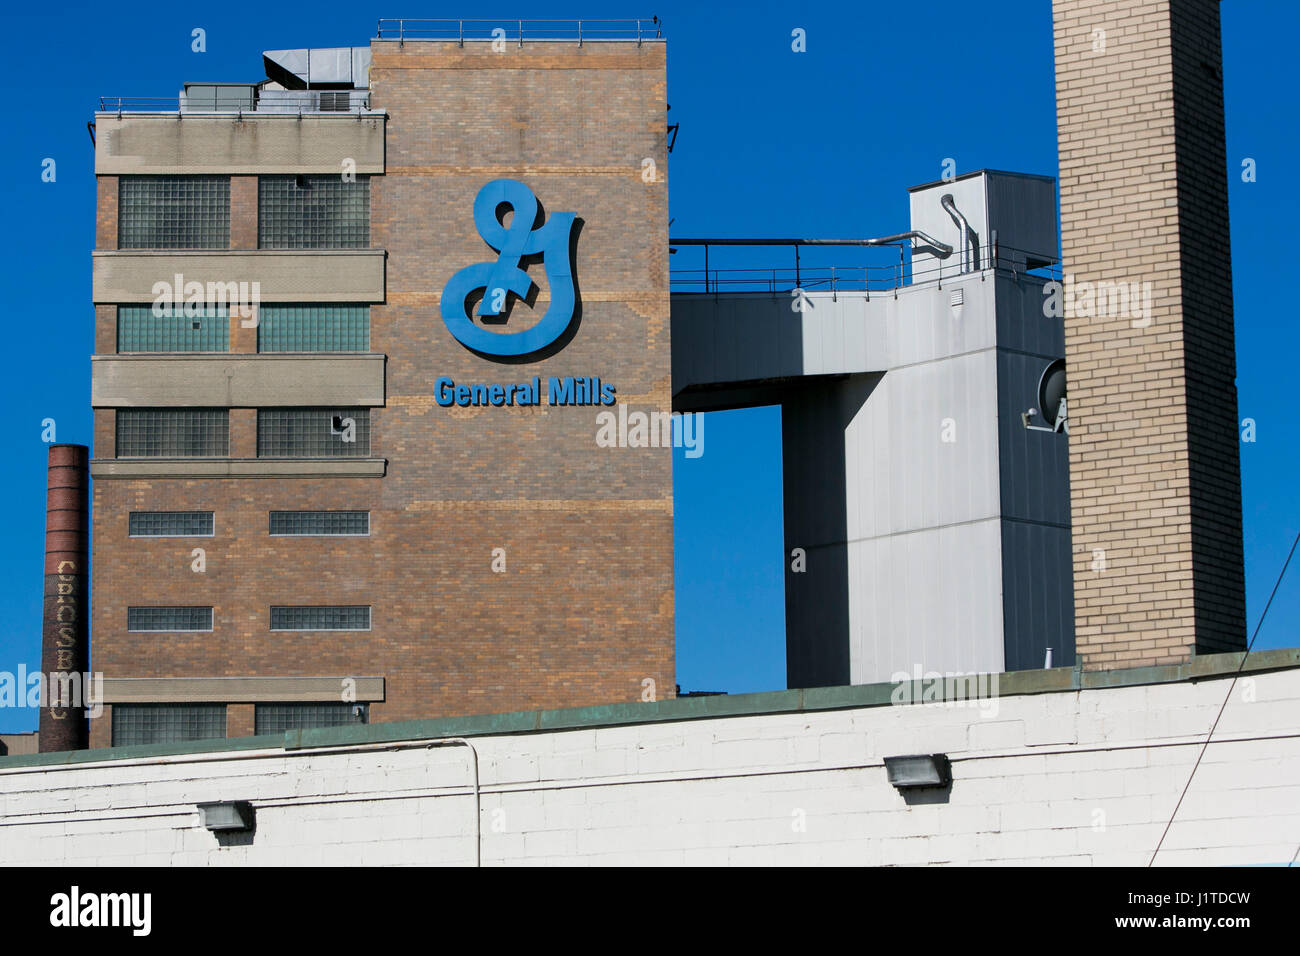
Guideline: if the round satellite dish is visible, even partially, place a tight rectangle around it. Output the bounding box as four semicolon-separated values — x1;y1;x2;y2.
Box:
1038;359;1067;428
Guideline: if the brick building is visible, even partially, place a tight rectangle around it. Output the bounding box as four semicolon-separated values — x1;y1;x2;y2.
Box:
89;26;674;747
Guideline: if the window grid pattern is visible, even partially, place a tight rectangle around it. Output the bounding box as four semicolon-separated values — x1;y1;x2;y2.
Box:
258;175;370;249
127;606;213;632
269;511;370;536
116;409;229;458
118;176;230;249
254;703;369;735
112;704;227;747
117;305;229;353
129;512;215;537
257;305;370;352
269;606;370;631
257;408;370;458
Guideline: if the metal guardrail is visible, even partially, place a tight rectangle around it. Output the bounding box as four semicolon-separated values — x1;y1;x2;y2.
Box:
375;17;663;44
669;239;1061;295
97;91;376;116
98;97;184;114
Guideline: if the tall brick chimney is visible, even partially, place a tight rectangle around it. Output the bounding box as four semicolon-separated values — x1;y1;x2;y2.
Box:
38;444;90;751
1052;0;1246;668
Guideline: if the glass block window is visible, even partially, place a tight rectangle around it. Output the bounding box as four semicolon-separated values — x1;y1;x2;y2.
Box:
257;408;370;457
129;511;215;537
258;175;370;249
257;305;369;352
117;305;229;353
116;409;229;458
118;175;230;249
127;606;214;632
254;702;369;735
112;703;227;747
269;606;371;631
269;511;370;536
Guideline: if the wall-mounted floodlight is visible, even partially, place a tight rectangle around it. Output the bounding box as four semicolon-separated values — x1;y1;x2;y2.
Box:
883;754;952;791
197;801;255;833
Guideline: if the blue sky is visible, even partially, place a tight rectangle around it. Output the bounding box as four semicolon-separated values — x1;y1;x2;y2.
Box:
0;1;1294;730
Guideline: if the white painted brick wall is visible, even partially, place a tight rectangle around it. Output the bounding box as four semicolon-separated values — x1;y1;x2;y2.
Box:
2;667;1299;865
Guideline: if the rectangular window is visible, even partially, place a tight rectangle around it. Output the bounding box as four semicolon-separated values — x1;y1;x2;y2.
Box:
269;511;370;536
129;511;215;537
258;175;370;249
112;703;227;747
269;606;370;631
127;606;214;632
118;175;230;249
116;409;229;458
257;305;369;352
254;702;369;735
257;408;370;457
117;305;229;353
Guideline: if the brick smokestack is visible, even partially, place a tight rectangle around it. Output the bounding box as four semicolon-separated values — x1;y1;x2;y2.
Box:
1052;0;1246;668
38;444;90;751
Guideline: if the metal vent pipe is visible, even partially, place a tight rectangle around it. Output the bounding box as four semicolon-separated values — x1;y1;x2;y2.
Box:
940;194;973;273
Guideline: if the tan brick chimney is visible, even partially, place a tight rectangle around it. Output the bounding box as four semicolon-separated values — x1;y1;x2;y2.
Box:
1052;0;1246;668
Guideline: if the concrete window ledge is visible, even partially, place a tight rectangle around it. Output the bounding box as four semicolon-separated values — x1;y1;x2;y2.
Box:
92;249;387;304
90;458;388;479
101;676;385;704
92;353;387;408
93;113;386;176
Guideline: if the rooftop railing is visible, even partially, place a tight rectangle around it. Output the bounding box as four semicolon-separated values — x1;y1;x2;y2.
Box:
375;17;663;44
669;239;1061;296
97;89;376;117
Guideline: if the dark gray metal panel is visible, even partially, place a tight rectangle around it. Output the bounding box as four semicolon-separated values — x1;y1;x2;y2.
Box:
995;291;1073;671
783;377;882;688
994;269;1073;672
994;273;1064;358
985;172;1059;268
1001;519;1075;670
995;334;1070;528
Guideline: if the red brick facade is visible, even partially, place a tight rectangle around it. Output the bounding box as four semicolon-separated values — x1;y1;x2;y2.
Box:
90;40;674;747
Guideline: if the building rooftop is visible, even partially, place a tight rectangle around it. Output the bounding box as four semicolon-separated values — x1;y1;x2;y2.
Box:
3;647;1296;771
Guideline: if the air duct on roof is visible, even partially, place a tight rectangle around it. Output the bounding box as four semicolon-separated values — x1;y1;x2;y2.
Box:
262;47;371;89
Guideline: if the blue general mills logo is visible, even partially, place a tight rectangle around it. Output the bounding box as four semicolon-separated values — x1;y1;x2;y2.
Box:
441;179;578;357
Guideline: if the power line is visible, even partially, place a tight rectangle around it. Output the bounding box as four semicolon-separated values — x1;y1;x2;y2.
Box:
1148;528;1300;867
